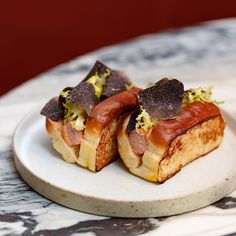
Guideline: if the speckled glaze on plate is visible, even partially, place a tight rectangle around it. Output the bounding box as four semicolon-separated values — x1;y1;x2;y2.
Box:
13;108;236;218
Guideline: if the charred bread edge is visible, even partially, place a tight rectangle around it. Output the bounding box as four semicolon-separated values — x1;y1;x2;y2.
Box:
157;115;225;182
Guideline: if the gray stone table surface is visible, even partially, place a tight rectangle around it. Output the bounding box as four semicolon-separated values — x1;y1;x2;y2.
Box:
1;18;236;236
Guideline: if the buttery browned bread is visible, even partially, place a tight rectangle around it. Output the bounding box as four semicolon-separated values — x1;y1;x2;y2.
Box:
46;87;140;172
117;101;226;183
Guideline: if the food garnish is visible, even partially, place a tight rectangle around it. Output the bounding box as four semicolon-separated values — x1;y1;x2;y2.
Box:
41;61;132;131
102;70;132;97
182;87;223;107
135;108;153;131
126;109;140;133
138;78;184;121
84;61;131;98
134;78;184;131
40;97;64;121
67;82;98;117
127;78;222;134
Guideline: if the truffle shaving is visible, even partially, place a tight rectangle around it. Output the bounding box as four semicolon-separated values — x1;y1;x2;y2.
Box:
83;60;110;81
40;97;64;121
126;109;140;133
58;87;73;110
67;82;98;116
102;70;132;97
138;78;184;121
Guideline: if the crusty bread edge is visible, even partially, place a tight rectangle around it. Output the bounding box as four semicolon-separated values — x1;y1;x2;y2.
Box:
157;115;225;182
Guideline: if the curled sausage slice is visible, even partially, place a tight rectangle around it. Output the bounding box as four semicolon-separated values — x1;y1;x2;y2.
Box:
129;131;147;155
61;122;83;146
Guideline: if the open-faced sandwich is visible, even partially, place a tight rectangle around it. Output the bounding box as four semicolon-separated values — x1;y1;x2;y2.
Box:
41;61;140;171
118;78;225;183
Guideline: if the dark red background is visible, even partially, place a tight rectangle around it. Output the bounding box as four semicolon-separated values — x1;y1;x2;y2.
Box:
1;1;236;95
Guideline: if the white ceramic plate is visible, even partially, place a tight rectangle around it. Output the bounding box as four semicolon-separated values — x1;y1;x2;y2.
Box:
13;109;236;217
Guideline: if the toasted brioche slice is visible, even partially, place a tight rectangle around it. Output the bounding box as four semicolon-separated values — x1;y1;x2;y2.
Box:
118;102;226;183
46;88;140;171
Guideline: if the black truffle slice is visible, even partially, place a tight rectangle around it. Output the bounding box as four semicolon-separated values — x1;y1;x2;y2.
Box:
58;87;73;111
83;60;132;97
83;60;111;82
40;97;64;121
138;78;184;121
67;82;98;116
126;108;140;134
102;70;132;97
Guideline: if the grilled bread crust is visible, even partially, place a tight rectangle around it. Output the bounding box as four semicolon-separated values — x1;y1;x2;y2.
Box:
117;102;226;183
